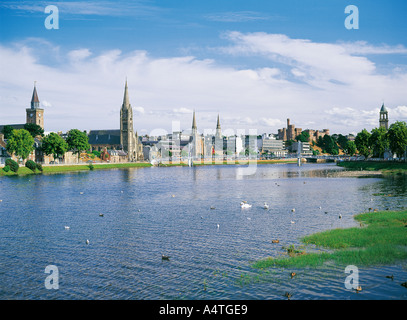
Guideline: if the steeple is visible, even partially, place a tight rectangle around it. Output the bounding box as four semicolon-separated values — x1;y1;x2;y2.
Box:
31;81;40;109
215;114;222;139
379;102;389;130
122;78;130;108
192;110;197;134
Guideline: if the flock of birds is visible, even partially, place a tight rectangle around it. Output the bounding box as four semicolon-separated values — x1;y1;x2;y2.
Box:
61;190;346;254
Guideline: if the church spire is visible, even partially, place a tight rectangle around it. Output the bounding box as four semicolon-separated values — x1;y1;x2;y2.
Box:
192;110;197;131
123;78;130;107
31;81;40;109
216;113;222;139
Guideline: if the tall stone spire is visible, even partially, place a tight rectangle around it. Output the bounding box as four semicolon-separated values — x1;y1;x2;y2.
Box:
123;78;130;108
31;81;40;109
192;110;197;134
216;114;222;139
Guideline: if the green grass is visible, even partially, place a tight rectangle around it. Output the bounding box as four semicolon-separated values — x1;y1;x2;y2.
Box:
252;210;407;269
0;162;152;176
338;161;407;173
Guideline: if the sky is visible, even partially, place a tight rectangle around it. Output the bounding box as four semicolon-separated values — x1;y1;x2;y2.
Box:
0;0;407;136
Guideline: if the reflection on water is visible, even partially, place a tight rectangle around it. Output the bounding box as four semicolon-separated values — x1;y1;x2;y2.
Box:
0;163;406;300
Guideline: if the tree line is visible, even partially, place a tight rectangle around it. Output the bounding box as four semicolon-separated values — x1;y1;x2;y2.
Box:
354;121;407;160
2;124;90;163
294;120;407;159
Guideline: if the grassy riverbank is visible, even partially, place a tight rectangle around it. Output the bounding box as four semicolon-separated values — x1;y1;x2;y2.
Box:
252;209;407;269
337;160;407;173
1;159;298;176
0;162;152;176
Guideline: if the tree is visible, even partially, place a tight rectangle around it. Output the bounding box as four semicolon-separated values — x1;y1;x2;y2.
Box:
1;125;14;140
41;132;69;161
355;129;372;159
66;129;90;162
24;123;44;138
369;127;389;158
5;158;19;173
336;134;349;150
317;135;339;155
25;160;37;172
295;131;310;143
387;121;407;159
343;140;356;156
6;129;35;161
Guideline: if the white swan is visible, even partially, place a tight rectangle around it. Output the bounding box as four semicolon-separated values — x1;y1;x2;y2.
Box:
64;226;70;230
240;201;252;208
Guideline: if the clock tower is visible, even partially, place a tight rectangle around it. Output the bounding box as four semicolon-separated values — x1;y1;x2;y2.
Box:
26;82;44;129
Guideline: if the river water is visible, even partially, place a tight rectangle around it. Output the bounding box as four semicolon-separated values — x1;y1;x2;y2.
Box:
0;163;406;300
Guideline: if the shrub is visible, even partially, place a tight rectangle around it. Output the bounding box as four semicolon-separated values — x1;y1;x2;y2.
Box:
88;163;94;170
3;165;10;172
36;163;43;172
25;160;37;172
5;158;19;173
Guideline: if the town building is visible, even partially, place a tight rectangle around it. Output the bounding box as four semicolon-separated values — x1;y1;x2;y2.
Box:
261;136;287;157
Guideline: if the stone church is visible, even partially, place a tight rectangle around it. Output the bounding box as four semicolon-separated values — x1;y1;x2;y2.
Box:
88;80;143;161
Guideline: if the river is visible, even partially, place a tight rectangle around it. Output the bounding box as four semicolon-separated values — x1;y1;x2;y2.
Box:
0;163;406;299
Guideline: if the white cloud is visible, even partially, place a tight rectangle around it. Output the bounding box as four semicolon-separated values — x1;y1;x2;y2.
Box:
389;106;407;120
41;100;52;108
204;11;272;23
68;49;92;62
172;107;193;114
0;32;406;135
133;106;145;114
0;1;163;17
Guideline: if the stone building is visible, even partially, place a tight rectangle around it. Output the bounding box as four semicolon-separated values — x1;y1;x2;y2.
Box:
379;103;389;130
189;111;205;159
120;80;143;161
304;128;330;143
0;83;46;164
88;80;144;161
26;82;44;129
278;118;302;141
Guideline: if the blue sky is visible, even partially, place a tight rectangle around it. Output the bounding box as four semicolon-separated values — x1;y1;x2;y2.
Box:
1;0;407;135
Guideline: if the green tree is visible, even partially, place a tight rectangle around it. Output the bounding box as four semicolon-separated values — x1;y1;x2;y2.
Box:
369;127;389;158
41;132;69;161
66;129;90;162
295;131;310;142
5;158;19;173
355;129;372;159
318;135;339;155
336;134;349;150
24;123;44;138
343;140;356;156
1;125;14;139
6;129;35;161
25;160;37;172
387;121;407;159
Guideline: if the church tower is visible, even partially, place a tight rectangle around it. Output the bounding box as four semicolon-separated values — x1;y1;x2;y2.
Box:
190;110;199;158
215;114;222;139
26;82;44;129
379;103;389;130
120;80;138;161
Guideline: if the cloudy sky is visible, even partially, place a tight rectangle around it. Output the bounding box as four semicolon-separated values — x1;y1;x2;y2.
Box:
0;0;406;136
